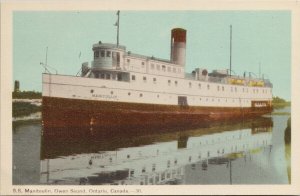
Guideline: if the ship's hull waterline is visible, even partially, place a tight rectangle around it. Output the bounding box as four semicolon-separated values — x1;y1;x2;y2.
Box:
42;96;272;135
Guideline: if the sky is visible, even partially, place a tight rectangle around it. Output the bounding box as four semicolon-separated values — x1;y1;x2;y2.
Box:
13;11;291;100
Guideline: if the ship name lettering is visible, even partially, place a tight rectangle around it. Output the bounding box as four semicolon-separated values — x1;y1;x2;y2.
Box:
92;94;117;99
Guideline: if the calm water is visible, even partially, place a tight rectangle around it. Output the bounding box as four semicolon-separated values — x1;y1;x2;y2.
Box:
13;108;290;185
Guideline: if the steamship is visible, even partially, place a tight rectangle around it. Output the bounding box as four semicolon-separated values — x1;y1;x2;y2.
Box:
42;15;273;131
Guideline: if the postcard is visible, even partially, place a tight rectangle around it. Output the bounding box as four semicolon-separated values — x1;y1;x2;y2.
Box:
1;0;300;195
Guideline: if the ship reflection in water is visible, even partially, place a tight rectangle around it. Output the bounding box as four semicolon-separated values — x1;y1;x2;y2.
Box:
41;117;278;185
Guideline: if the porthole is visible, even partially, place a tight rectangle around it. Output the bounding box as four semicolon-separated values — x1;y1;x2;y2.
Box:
90;89;94;93
140;93;143;97
128;92;131;96
110;91;113;95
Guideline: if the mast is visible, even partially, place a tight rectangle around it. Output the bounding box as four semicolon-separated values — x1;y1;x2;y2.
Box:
259;62;261;78
45;47;48;66
229;25;232;77
115;10;120;47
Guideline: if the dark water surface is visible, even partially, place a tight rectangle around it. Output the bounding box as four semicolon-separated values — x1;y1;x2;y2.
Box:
13;108;290;185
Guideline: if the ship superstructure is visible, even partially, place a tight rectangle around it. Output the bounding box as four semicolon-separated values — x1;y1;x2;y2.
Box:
42;14;273;131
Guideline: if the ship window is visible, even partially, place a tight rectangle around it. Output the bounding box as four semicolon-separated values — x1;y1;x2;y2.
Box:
167;67;171;72
100;73;105;79
151;64;154;69
217;86;220;91
161;172;165;180
127;59;130;63
128;92;131;96
90;89;94;93
141;62;145;65
140;93;143;97
175;81;178;86
168;80;171;85
106;74;111;79
100;50;105;57
106;51;111;57
222;86;224;91
189;82;192;88
110;91;113;95
152;164;156;171
131;75;136;80
157;94;159;98
162;65;166;71
143;76;147;81
198;83;201;89
142;167;146;173
130;170;134;176
127;155;130;159
157;64;160;70
189;156;192;162
153;78;157;83
207;84;210;90
94;51;99;58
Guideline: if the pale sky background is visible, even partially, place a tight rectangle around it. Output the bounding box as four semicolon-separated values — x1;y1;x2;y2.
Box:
13;11;291;100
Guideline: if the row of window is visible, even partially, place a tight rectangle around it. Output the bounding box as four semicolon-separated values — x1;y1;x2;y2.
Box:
94;50;115;58
126;59;182;74
90;89;267;105
131;75;271;94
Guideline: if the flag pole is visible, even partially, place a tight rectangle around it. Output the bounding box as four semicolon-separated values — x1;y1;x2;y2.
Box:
116;10;120;47
229;25;232;77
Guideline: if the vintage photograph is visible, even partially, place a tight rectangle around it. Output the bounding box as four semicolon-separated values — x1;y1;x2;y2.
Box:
1;1;299;195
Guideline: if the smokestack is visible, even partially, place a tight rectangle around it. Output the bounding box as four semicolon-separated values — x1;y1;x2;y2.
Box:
170;28;186;66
